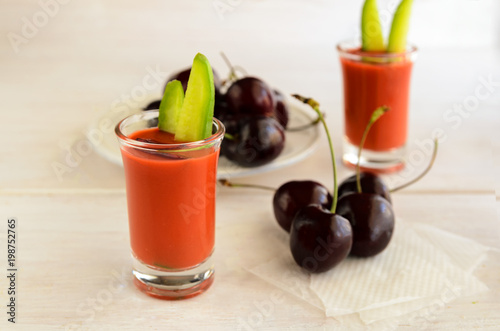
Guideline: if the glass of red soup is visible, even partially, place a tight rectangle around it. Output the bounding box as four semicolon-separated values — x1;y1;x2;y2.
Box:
115;110;224;299
337;40;417;172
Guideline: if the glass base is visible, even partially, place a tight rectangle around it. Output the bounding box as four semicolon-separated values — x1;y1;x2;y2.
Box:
342;138;405;173
132;255;214;300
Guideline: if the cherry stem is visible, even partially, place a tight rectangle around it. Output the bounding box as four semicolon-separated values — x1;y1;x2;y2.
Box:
233;65;248;77
292;94;338;214
390;138;439;193
220;52;240;84
356;106;390;193
224;133;235;141
286;114;322;132
219;179;276;192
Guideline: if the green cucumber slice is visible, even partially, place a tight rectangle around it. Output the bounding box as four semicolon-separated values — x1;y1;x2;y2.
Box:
361;0;385;52
174;53;215;142
387;0;413;53
158;80;184;134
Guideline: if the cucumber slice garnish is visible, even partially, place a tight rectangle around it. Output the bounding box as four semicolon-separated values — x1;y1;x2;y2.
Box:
158;80;184;134
174;53;215;142
387;0;413;53
361;0;385;52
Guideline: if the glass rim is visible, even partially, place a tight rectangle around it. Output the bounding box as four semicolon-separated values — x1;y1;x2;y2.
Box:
115;110;225;151
336;39;418;60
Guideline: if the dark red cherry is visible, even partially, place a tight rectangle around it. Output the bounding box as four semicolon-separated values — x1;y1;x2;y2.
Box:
136;138;161;144
273;90;289;129
336;193;395;257
225;77;275;117
221;116;285;167
273;181;332;232
218;114;238;159
338;172;391;203
134;138;185;159
142;100;160;126
290;205;352;273
143;99;162;111
214;93;228;120
166;67;190;92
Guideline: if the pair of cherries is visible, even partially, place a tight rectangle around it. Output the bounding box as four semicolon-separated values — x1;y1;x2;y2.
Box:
273;99;398;273
273;172;394;273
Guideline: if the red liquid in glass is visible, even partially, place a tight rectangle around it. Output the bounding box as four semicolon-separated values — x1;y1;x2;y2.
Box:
121;128;218;270
340;50;414;151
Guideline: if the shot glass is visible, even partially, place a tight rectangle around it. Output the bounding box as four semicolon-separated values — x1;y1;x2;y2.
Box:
337;40;417;172
115;110;224;299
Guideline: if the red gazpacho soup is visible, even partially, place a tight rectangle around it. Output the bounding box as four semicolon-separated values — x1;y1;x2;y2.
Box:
340;49;414;151
121;127;219;270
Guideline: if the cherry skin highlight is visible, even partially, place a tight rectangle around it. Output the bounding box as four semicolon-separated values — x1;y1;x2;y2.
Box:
290;205;352;273
221;115;285;167
273;180;333;232
273;89;289;129
338;172;392;203
336;192;395;257
225;77;276;117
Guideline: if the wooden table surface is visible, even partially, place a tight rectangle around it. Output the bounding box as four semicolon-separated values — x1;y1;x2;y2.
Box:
1;1;499;330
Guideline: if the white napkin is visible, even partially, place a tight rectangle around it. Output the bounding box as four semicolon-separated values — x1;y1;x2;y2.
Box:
244;219;490;324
